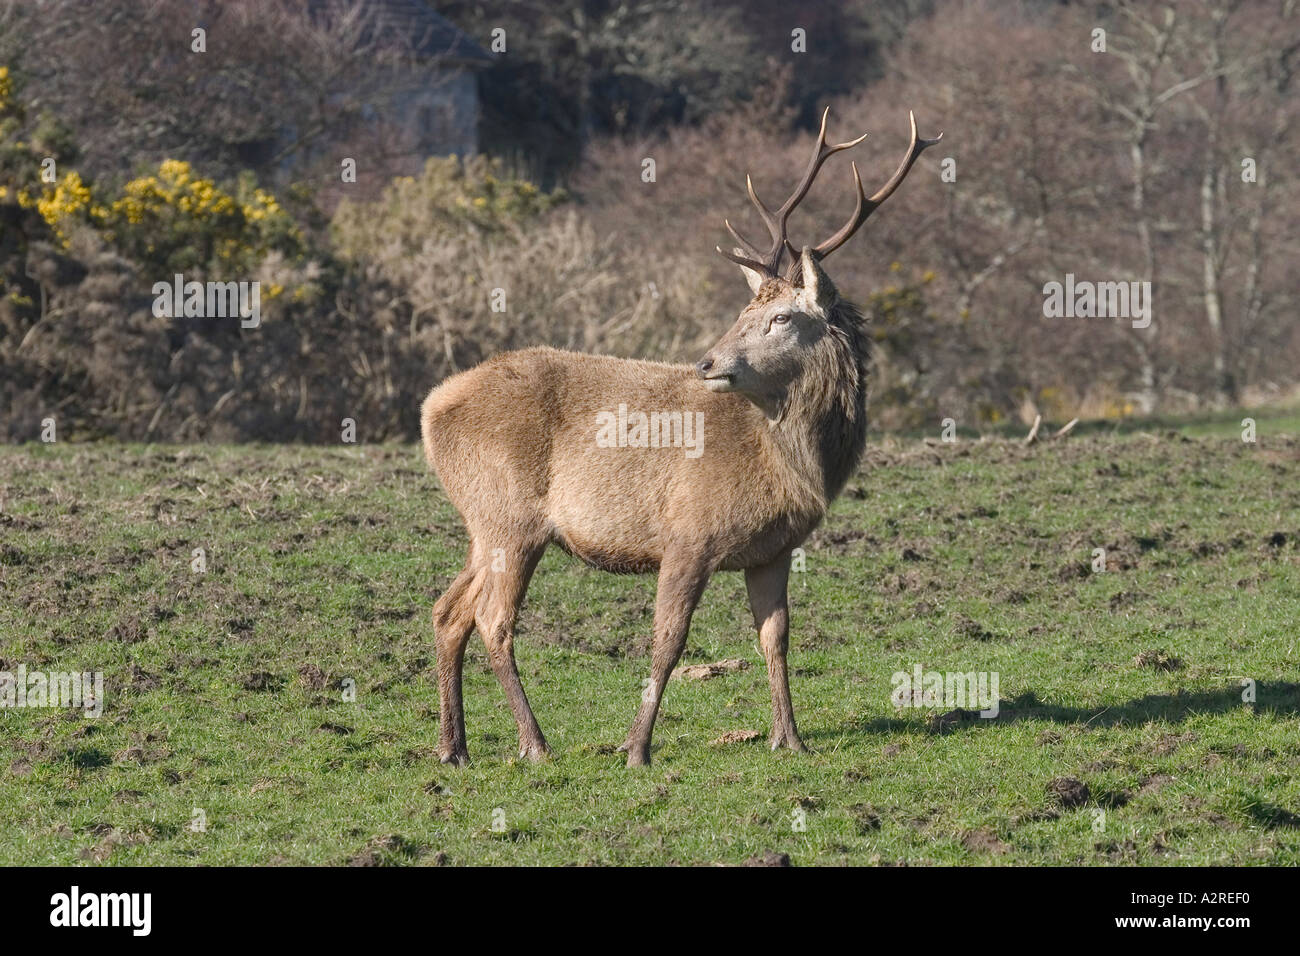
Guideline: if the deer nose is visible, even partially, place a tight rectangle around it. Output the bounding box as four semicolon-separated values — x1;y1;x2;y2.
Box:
695;357;714;377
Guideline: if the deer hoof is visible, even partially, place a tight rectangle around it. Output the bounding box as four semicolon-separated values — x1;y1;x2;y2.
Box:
769;733;808;753
617;739;651;767
439;746;470;766
519;741;550;763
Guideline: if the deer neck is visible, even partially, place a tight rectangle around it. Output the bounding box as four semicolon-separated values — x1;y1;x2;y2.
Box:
763;304;869;508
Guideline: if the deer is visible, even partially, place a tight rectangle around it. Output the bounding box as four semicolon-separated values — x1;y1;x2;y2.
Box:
421;109;941;767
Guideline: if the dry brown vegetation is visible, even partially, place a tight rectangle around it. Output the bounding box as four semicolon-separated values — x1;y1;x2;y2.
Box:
1;0;1297;441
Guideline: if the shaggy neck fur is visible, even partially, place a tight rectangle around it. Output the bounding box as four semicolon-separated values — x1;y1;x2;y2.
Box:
767;299;870;508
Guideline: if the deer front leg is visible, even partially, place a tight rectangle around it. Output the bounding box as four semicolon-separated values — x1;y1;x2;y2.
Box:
619;553;710;767
745;553;806;752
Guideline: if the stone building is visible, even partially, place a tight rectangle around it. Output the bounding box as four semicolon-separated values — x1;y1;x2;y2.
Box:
304;1;492;170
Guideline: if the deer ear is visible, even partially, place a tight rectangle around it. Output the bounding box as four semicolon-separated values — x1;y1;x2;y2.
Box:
732;249;765;295
797;247;838;314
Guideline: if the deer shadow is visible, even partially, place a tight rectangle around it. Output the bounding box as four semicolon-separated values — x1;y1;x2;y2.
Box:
806;681;1300;741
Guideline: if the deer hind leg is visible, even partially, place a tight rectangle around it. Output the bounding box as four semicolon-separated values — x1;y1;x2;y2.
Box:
619;552;711;767
433;543;485;766
745;552;806;752
474;540;549;762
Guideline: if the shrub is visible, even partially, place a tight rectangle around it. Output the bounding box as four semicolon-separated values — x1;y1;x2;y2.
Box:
99;161;305;277
332;155;716;381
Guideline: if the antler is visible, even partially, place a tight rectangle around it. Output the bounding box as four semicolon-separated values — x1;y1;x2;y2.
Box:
784;110;942;280
715;109;942;281
716;107;867;278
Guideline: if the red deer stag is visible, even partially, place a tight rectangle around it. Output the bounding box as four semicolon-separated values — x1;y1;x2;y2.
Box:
422;110;941;766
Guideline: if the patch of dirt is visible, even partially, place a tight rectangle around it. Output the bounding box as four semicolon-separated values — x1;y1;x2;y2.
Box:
882;570;927;593
1191;538;1243;558
0;543;29;566
1108;590;1148;610
0;513;43;532
128;664;161;691
953;614;997;642
1139;773;1175;794
1133;649;1183;671
1056;561;1091;582
1094;838;1139;862
671;658;749;681
742;850;791;867
1047;777;1090;809
78;824;158;861
298;663;329;690
807;527;876;555
239;670;283;691
961;829;1010;854
227;617;257;639
347;833;420;867
107;615;148;644
1151;732;1197;756
850;804;882;833
113;744;169;765
709;729;760;746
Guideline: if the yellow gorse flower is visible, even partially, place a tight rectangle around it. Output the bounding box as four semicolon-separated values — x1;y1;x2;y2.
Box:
100;159;301;271
34;171;96;246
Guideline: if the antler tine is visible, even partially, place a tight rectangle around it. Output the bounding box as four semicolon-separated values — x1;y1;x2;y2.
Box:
791;110;942;276
724;218;764;259
862;110;942;214
716;244;773;276
773;107;868;239
717;107;869;278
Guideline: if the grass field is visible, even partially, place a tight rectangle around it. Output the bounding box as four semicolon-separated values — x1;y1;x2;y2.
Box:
2;410;1298;865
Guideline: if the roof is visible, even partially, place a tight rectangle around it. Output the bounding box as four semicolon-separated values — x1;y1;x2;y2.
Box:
308;1;493;66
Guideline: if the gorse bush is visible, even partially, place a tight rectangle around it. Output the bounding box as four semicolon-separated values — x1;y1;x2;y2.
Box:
3;128;717;440
29;160;305;277
1;63;301;278
103;161;303;277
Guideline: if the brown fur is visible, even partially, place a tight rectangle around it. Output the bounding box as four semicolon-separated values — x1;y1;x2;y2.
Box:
420;249;871;767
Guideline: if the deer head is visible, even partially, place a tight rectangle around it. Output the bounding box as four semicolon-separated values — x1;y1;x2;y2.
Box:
696;110;942;412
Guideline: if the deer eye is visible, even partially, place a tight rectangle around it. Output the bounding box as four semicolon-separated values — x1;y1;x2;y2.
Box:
771;313;791;325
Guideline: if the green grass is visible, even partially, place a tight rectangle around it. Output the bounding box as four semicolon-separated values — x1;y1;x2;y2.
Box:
1;411;1299;865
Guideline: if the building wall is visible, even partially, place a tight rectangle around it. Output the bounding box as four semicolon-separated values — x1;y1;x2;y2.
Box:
390;67;479;159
